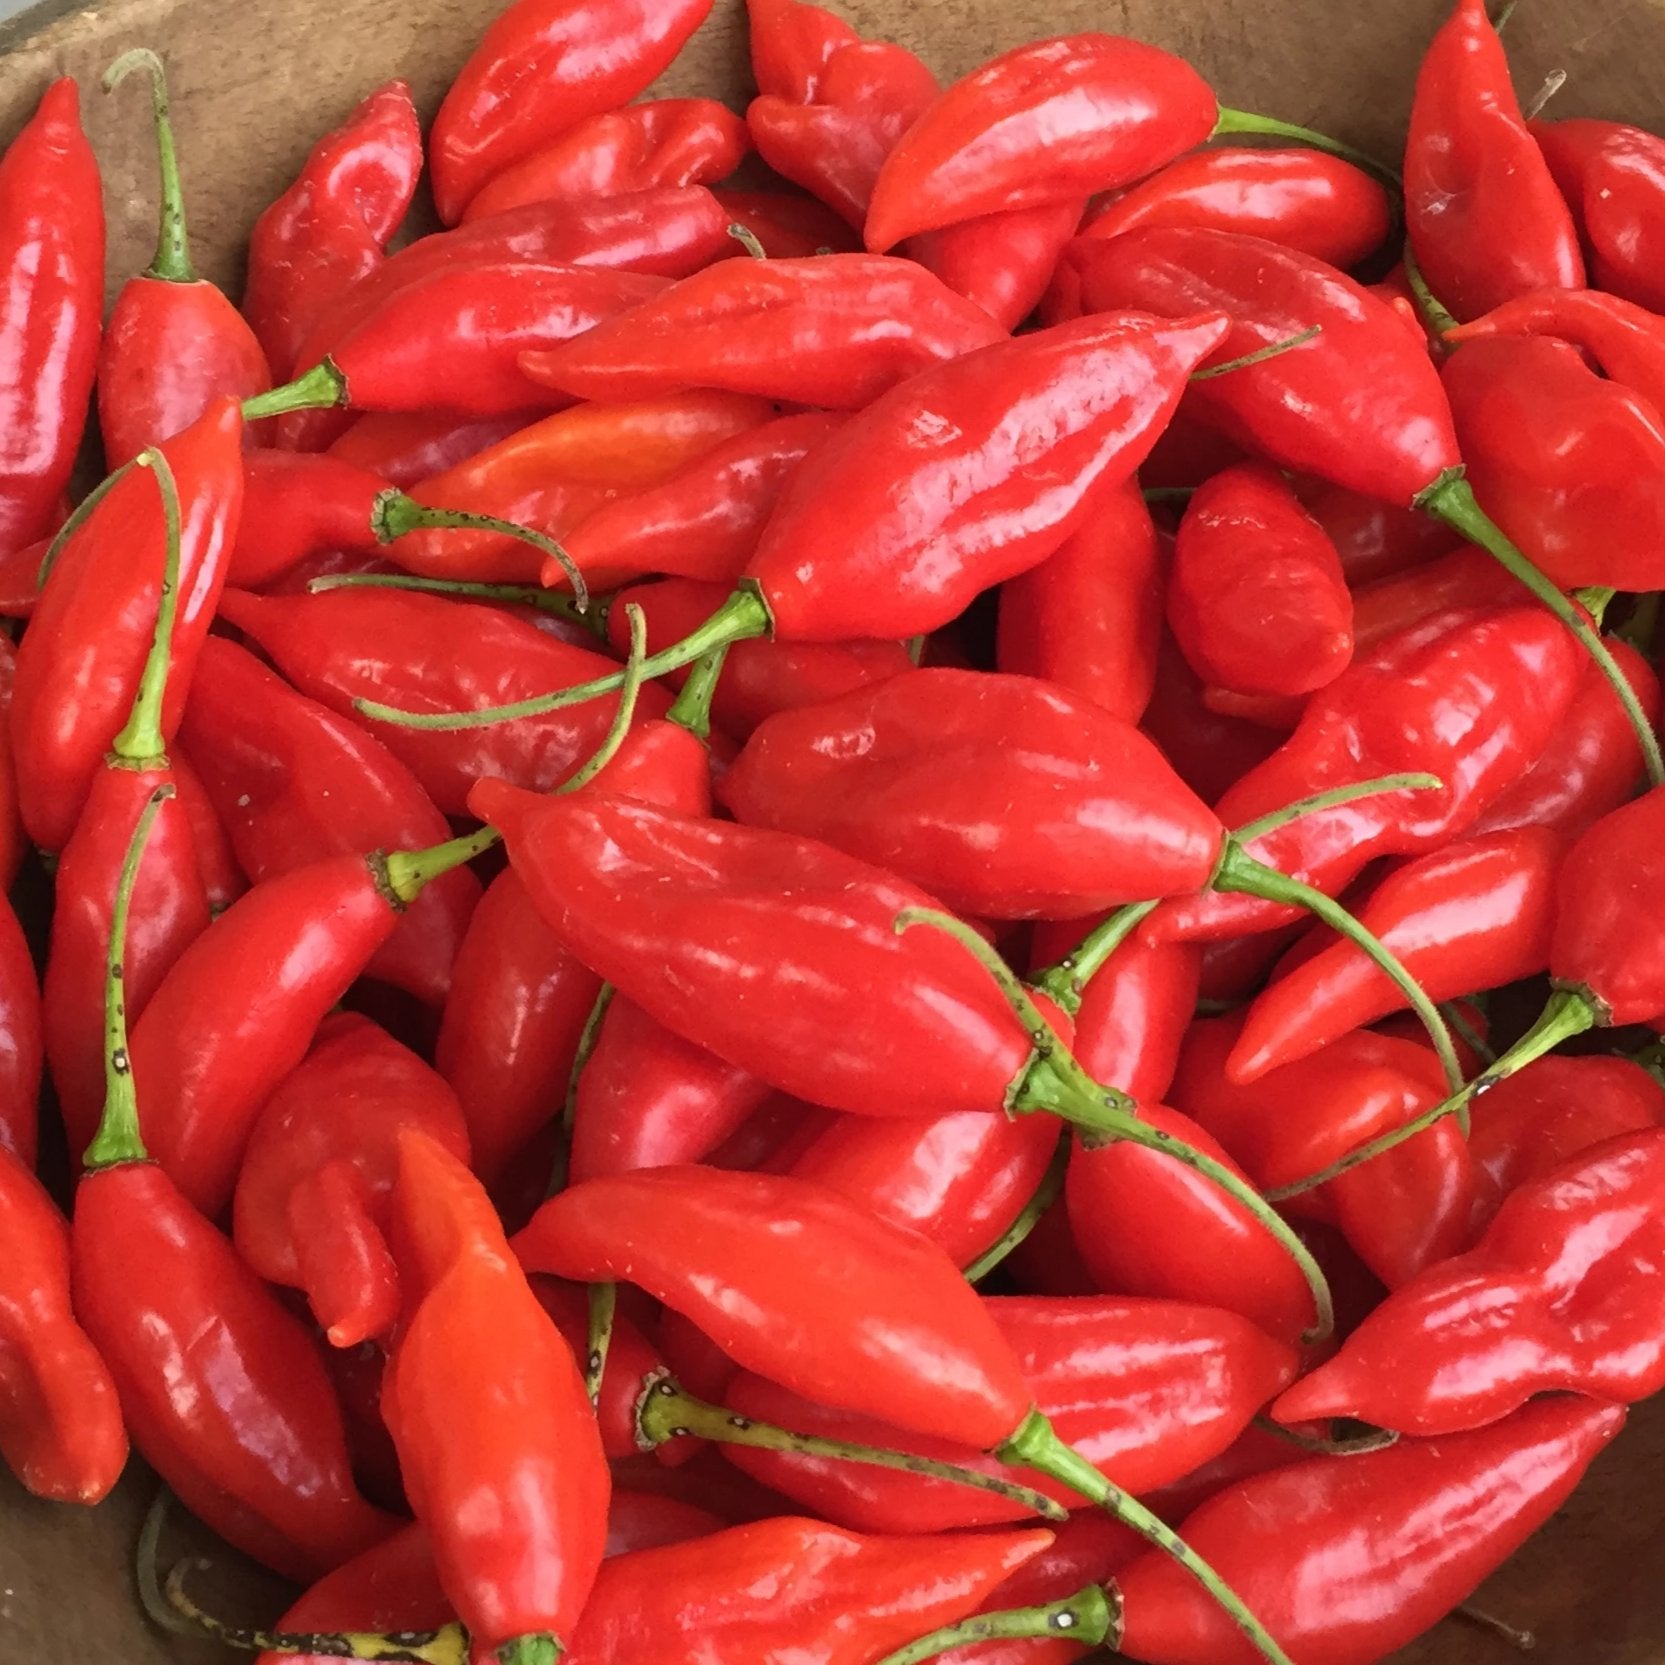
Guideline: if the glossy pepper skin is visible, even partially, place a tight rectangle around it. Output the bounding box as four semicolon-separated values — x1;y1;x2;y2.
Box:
716;1296;1297;1531
0;81;103;563
460;98;749;224
713;186;864;257
0;898;41;1167
1168;463;1354;698
720;668;1223;920
1114;1398;1624;1665
0;1148;125;1503
242;81;422;382
1230;826;1564;1080
428;0;716;224
1404;0;1584;322
518;253;1006;410
233;1014;471;1347
1080;147;1391;269
1275;1131;1665;1433
12;398;243;852
217;587;670;816
996;478;1164;723
1533;116;1665;314
565;1518;1052;1665
472;784;1034;1121
329;409;533;491
515;1166;1033;1449
181;639;480;1007
1443;334;1665;590
863;34;1218;250
742;309;1230;642
383;1130;610;1660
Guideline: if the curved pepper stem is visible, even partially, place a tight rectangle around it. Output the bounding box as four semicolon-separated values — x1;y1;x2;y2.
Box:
1252;1414;1399;1456
37;455;141;589
1401;241;1459;341
997;1410;1296;1665
962;1129;1069;1284
896;909;1333;1343
242;359;347;423
664;644;730;743
82;785;174;1171
372;490;590;613
308;571;601;638
584;1280;615;1410
634;1373;1070;1523
104;49;195;284
355;586;772;731
726;222;769;260
1266;985;1601;1199
1416;468;1665;786
871;1584;1117;1665
1190;324;1321;381
1211;106;1401;186
112;448;184;764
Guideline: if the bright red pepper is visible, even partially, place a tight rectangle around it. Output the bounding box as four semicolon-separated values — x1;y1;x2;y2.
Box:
908;202;1089;331
1140;639;1282;806
0;1147;125;1503
0;898;39;1167
383;1129;610;1663
712;186;863;257
429;0;715;222
1404;0;1584;322
242;81;422;382
1230;826;1564;1081
1276;1130;1665;1433
996;478;1164;723
328;409;534;491
180;638;481;1007
12;398;243;853
0;80;103;563
171;753;247;913
97;52;271;466
0;635;23;888
1080;147;1391;269
1168;463;1354;698
1293;475;1458;588
460;98;749;224
232;1013;471;1347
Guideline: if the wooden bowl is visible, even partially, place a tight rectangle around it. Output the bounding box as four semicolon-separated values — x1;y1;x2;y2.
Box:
0;1;1660;1661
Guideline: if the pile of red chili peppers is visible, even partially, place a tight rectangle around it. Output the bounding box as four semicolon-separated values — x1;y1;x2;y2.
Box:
6;0;1665;1660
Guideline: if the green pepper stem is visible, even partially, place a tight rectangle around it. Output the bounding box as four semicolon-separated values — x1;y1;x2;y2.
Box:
111;450;184;763
1417;470;1665;786
37;457;140;589
1444;1000;1497;1065
1230;772;1444;845
307;571;600;637
1213;846;1463;1095
105;49;194;284
563;984;615;1140
634;1374;1069;1522
870;1585;1116;1665
584;1281;615;1410
664;644;729;742
1252;1414;1399;1456
372;491;589;614
1266;985;1601;1199
380;825;502;907
83;786;174;1170
997;1410;1296;1665
726;222;768;259
242;360;347;423
1191;324;1321;381
357;586;772;731
1212;106;1401;186
1574;586;1616;627
897;908;1333;1342
963;1130;1068;1284
495;1640;559;1665
1401;240;1459;340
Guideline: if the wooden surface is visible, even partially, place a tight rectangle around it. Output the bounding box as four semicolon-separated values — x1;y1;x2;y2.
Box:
0;0;1662;1661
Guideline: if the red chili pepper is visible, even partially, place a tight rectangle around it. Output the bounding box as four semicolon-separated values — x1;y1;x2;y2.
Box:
460;99;749;225
328;409;534;491
787;1110;1059;1271
1110;1398;1624;1665
1276;1130;1665;1433
0;635;23;888
567;1517;1053;1665
1347;544;1518;651
242;81;421;382
996;478;1164;723
0;80;103;564
73;790;396;1579
216;586;670;815
180;638;481;1006
1080;146;1392;269
715;1296;1297;1531
1533;116;1665;314
1404;0;1583;323
1140;639;1282;806
1168;462;1354;698
384;1129;610;1663
430;0;716;222
171;754;247;913
712;186;863;257
604;1491;724;1557
1230;826;1564;1081
518;254;1007;410
232;1013;471;1347
12;398;243;853
0;898;39;1168
1292;475;1458;588
0;1147;125;1502
97;52;271;467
